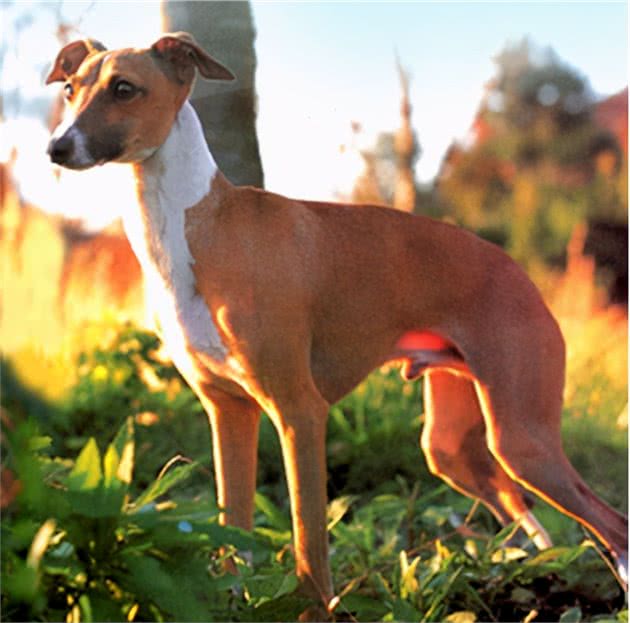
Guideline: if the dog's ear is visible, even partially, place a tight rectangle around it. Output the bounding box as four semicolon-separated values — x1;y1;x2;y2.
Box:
151;32;235;82
46;39;107;84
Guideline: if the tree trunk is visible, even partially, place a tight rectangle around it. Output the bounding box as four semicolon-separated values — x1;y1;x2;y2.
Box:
161;0;264;188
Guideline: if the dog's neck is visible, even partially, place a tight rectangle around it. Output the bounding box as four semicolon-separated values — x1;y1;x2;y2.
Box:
125;100;218;279
124;100;227;371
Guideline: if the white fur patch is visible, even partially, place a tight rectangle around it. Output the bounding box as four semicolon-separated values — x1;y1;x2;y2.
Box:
124;101;227;382
52;110;96;168
51;108;75;141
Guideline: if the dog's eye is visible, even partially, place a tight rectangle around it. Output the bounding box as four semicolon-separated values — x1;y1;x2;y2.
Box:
113;80;137;101
63;83;74;99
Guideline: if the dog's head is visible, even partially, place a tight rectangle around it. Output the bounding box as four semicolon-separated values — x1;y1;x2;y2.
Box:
46;32;234;170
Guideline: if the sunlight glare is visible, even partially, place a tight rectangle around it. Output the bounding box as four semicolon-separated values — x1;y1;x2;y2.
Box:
2;118;136;231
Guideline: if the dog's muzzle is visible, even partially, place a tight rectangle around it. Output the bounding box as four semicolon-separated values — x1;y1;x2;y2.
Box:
47;134;74;166
47;123;98;170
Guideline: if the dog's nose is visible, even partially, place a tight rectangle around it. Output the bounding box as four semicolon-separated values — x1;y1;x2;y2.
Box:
47;135;74;165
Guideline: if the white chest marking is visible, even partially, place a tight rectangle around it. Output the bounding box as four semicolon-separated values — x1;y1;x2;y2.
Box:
123;101;227;380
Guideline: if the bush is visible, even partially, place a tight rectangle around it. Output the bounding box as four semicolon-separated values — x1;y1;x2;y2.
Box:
2;323;626;621
35;325;212;496
1;417;313;622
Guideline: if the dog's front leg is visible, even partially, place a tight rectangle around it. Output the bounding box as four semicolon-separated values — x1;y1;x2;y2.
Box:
269;391;334;620
201;390;261;534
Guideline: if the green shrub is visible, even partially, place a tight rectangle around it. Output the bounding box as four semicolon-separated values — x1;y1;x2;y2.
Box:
2;323;626;621
1;418;314;622
43;326;212;496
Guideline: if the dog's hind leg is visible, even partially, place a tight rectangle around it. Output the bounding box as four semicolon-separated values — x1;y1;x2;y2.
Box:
469;317;628;581
421;370;552;548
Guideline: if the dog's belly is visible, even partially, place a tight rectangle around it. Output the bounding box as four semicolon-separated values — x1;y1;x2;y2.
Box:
311;329;470;404
394;330;469;380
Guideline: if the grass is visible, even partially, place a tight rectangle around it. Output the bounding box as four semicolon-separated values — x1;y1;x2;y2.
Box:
1;249;627;621
3;406;625;622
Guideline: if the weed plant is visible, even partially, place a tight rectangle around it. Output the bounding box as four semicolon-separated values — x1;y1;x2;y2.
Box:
1;324;627;621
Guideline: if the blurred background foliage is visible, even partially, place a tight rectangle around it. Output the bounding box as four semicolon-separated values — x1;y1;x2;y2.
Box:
436;40;627;276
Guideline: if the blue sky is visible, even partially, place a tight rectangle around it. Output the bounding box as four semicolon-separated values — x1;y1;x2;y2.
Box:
1;1;627;220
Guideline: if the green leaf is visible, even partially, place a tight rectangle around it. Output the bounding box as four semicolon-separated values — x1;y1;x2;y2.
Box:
327;495;357;531
525;545;578;566
371;571;394;600
391;598;421;622
399;550;421;598
255;492;291;531
486;521;521;551
28;436;53;452
26;519;56;569
67;438;102;491
123;556;208;621
422;505;452;527
425;566;464;621
490;547;528;563
2;561;39;602
109;417;134;484
253;526;292;547
68;487;125;518
340;594;389;620
274;573;299;598
251;593;312;622
133;511;261;554
129;462;197;510
65;431;128;518
103;445;120;488
246;571;298;604
245;573;288;602
83;591;125;623
101;420;133;493
203;522;261;552
560;607;583;623
79;594;93;623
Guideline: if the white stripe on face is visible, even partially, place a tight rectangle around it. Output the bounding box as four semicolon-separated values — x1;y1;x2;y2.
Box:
51;108;96;169
68;124;96;168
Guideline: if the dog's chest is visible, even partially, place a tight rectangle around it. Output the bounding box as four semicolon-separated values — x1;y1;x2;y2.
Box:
124;200;227;377
124;142;227;381
123;102;233;385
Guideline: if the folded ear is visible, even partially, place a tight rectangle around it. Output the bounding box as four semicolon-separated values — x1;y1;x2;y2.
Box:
151;32;235;82
46;38;107;84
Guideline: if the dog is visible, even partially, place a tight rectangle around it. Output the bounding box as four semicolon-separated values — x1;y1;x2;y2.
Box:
46;32;628;617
